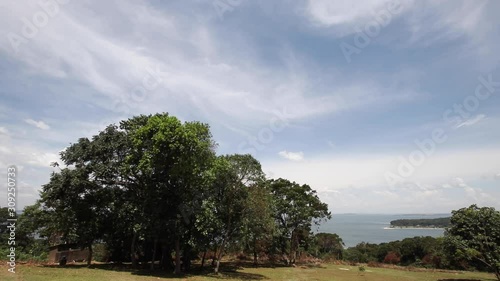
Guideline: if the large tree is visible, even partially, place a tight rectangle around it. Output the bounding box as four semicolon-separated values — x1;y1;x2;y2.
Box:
445;204;500;280
268;178;331;264
196;154;265;273
312;233;344;260
242;183;275;265
38;167;111;265
125;113;216;274
59;124;132;265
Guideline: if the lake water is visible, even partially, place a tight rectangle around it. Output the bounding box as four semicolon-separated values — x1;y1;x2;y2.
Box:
317;214;448;248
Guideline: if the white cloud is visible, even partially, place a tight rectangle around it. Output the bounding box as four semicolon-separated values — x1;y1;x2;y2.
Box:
0;0;499;214
25;119;50;130
449;177;492;204
265;147;500;192
404;1;488;46
0;132;62;208
306;0;393;28
0;127;8;135
455;114;486;129
305;0;500;70
0;0;420;134
278;150;304;161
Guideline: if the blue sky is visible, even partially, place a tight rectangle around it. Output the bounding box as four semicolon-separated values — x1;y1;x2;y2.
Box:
1;0;499;213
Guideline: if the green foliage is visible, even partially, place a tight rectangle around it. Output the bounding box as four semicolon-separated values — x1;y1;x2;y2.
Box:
390;217;450;228
343;237;445;267
19;113;332;273
444;205;500;280
0;205;49;262
242;183;276;264
269;178;331;263
309;233;344;260
344;242;379;263
92;244;109;262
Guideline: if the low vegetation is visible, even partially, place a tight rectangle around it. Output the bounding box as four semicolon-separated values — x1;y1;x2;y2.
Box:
390;217;451;228
0;262;497;281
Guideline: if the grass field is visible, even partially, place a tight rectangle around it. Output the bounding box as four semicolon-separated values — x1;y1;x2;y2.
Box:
0;262;496;281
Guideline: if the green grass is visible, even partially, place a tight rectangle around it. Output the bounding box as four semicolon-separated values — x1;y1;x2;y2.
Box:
0;262;497;281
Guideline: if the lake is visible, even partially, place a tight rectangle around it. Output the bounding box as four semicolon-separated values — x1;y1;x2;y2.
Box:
317;213;448;248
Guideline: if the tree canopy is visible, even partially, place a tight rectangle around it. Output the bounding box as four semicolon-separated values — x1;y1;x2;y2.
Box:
444;205;500;280
18;113;332;274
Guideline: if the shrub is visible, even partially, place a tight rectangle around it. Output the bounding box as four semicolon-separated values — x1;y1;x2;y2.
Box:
384;251;401;264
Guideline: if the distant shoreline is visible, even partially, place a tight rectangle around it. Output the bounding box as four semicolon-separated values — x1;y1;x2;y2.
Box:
384;226;445;230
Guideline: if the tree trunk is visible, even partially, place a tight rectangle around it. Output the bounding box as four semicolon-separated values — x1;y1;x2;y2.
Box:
214;240;226;274
151;238;158;270
183;245;191;272
211;245;218;267
160;244;173;271
253;237;258;265
174;237;181;274
131;231;138;268
214;258;221;274
87;243;93;267
200;250;207;270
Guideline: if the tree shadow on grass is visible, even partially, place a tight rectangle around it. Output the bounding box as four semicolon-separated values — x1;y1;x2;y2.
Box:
224;260;324;269
202;263;268;280
437;279;488;281
40;264;188;279
296;263;327;269
39;262;268;280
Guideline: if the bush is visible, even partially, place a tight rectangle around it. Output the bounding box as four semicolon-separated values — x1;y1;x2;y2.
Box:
384;251;401;264
92;244;109;262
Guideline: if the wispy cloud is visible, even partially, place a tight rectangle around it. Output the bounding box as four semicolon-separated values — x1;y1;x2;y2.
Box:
266;148;500;193
278;150;304;161
0;1;499;213
0;127;8;135
305;0;396;29
455;114;486;129
327;141;336;148
25;119;50;130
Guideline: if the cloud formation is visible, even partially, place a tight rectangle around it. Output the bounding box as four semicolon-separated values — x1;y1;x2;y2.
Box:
25;119;50;130
0;0;499;213
278;150;304;161
455;114;486;129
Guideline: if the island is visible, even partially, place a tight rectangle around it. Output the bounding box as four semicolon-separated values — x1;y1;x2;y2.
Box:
389;217;450;228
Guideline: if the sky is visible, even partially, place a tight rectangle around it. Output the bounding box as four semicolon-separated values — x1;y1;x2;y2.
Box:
0;0;499;214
